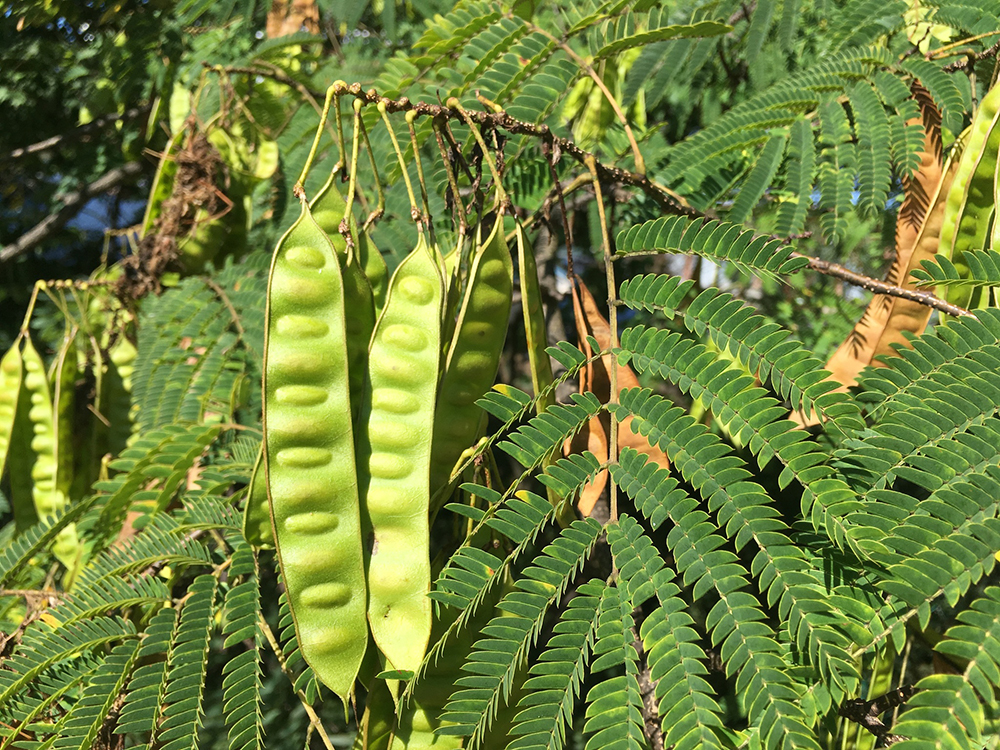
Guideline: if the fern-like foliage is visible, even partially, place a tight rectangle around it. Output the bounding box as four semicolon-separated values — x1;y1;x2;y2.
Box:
439;518;603;748
221;543;264;750
608;516;729;750
87;422;222;546
615;216;807;279
893;586;1000;749
132;261;265;433
117;607;179;740
0;618;137;706
914;249;1000;289
618;279;864;437
505;578;605;750
149;574;216;750
581;582;646;750
52;641;139;750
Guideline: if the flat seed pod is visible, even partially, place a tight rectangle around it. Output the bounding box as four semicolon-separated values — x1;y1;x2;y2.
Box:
360;233;444;674
263;200;368;703
242;446;273;549
429;212;513;499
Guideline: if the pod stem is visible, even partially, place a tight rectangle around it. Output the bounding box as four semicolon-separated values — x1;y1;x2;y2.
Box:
359;112;385;232
340;99;364;264
406;112;432;229
585;154;618;524
378;100;423;230
447;98;507;210
333;85;348;176
297;83;342;195
20;281;44;336
433;121;467;237
543;140;576;280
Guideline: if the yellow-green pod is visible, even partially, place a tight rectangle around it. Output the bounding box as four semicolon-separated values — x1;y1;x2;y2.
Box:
52;332;83;574
311;173;389;312
515;221;555;413
0;343;23;480
310;176;377;416
428;213;513;499
263;199;368;703
22;336;80;569
359;679;464;750
23;337;59;517
438;236;466;363
242;446;273;548
52;330;77;497
104;335;137;456
360;233;444;674
0;341;35;530
937;81;1000;309
360;230;390;314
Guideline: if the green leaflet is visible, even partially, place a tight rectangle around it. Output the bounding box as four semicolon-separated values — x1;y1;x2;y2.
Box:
727;129;787;224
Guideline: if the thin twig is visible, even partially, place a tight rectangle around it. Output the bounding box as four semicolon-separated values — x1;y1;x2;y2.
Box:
942;39;1000;72
258;614;337;750
542;142;577;279
893;639;912;728
6;105;152;161
796;253;976;319
433;121;466;234
586;155;619;523
523;20;646;174
631;624;664;750
204;278;245;338
838;685;917;746
358;114;384;231
215;73;694;217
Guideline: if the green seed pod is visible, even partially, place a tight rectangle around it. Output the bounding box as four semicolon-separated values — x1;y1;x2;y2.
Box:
515;221;555;413
310;179;376;417
22;336;80;570
429;213;513;499
360;230;390;314
311;173;389;312
178;198;248;273
242;446;273;548
359;233;444;674
104;334;137;456
52;330;77;497
937;80;1000;309
0;343;23;480
0;341;35;530
263;200;368;703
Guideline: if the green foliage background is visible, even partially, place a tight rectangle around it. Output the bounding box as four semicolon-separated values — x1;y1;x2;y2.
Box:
2;1;1000;749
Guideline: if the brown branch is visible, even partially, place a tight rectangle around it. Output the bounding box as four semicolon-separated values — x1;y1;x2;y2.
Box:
1;160;146;264
796;254;976;319
838;685;917;747
727;1;757;25
942;39;1000;72
631;624;664;750
5;105;152;161
158;73;979;323
216;72;697;219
